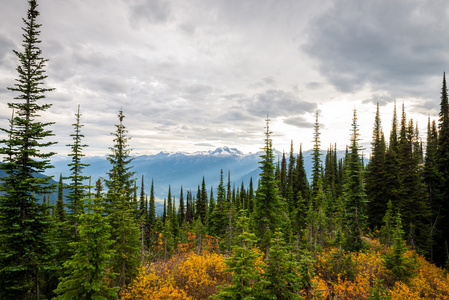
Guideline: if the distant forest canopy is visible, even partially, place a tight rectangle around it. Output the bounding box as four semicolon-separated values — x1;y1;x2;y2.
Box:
1;1;449;299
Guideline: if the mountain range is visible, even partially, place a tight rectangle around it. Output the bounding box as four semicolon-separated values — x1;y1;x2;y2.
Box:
2;147;363;212
46;147;358;201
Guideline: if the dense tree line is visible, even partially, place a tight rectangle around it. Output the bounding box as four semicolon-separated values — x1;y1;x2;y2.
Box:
0;1;448;299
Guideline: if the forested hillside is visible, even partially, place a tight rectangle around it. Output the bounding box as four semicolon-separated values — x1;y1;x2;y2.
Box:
0;1;448;299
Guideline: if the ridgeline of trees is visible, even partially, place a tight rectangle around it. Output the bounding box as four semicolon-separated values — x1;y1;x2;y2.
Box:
0;1;448;299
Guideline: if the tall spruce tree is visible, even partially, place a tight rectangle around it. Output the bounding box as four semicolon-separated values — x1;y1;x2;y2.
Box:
210;169;228;239
294;144;309;204
260;230;304;299
0;1;57;298
65;105;90;243
396;107;430;253
253;116;282;252
105;110;140;287
424;118;441;262
343;109;367;252
436;72;449;266
53;193;119;299
311;111;322;197
366;104;387;230
55;173;65;222
384;102;401;213
213;213;263;300
139;175;146;218
179;186;185;224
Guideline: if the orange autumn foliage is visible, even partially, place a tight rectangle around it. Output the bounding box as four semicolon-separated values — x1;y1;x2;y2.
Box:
120;265;191;300
313;239;449;300
122;236;449;300
121;250;231;300
389;254;449;300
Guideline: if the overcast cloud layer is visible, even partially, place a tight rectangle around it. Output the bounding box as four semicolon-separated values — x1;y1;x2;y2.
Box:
1;0;448;156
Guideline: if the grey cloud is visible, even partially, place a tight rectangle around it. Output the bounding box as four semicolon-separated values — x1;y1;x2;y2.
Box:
362;92;395;106
306;82;323;90
250;76;277;88
0;34;15;67
81;76;130;95
410;99;440;116
284;115;314;128
246;89;317;118
304;0;449;97
129;0;171;26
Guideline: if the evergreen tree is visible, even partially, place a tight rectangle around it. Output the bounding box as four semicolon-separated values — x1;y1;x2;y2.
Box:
343;109;367;252
436;72;449;266
53;194;119;299
213;213;263;300
294;144;309;206
253;116;282;252
167;186;173;225
396;107;430;253
248;177;255;214
186;190;194;224
239;181;246;212
382;212;416;283
366;104;387;230
311;111;322;197
139;175;146;219
104;110;140;287
147;179;156;242
210;169;228;239
424;118;441;262
176;186;183;223
104;110;136;213
207;186;216;228
384;102;401;210
324;144;338;199
380;200;394;248
200;177;208;223
65;105;90;243
260;230;303;300
280;152;287;199
55;173;66;222
0;1;57;297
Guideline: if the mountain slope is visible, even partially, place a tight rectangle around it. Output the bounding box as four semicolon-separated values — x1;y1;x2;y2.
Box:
46;147;359;201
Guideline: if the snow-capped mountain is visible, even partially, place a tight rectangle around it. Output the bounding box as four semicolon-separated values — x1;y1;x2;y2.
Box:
47;147;263;200
43;147;361;204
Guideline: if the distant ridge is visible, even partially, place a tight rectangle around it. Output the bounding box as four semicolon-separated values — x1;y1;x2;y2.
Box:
2;147;367;213
45;147;360;203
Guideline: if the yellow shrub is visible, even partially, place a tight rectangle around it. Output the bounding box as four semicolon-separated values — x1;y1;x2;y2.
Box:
121;251;231;300
174;251;231;299
408;255;449;299
120;265;192;300
389;281;422;300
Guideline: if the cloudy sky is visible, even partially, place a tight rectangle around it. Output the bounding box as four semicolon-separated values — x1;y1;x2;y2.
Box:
1;0;448;156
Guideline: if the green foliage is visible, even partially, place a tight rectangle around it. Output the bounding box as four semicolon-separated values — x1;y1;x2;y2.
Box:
105;110;140;288
260;230;303;300
343;109;367;252
54;196;119;299
382;212;416;283
366;104;387;230
213;214;263;300
311;112;322;197
396;106;430;254
253;116;282;252
435;72;449;266
367;279;391;300
64;105;90;242
0;1;57;297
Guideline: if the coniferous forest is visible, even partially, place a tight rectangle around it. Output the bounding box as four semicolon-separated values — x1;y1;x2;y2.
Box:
1;1;449;299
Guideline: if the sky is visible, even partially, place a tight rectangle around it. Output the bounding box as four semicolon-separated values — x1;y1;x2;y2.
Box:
1;0;448;157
